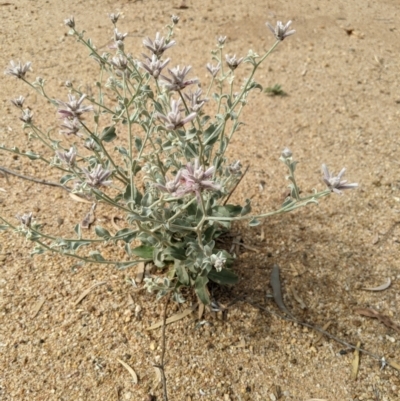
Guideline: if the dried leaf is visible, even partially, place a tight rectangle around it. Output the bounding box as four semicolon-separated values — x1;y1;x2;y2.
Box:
362;278;391;291
146;304;197;330
81;203;96;229
135;262;145;284
232;240;260;253
351;341;361;380
388;359;400;371
153;366;162;385
0;188;7;192
74;281;106;305
111;215;122;231
117;359;138;384
270;264;290;315
31;297;46;318
291;286;307;309
354;308;400;334
69;192;92;204
198;302;205;320
314;321;332;345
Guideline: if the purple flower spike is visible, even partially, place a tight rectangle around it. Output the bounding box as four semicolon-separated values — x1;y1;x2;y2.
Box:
82;165;112;187
154;170;183;194
16;212;33;227
57;94;93;119
5;60;32;79
143;32;176;57
266;20;296;41
322;164;358;195
184;89;208;112
156;99;196;130
177;159;221;200
56;147;76;166
225;54;243;71
60;118;81;136
160;65;199;92
140;54;170;79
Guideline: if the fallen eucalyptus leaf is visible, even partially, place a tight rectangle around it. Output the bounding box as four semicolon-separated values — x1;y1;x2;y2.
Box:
74;281;106;305
362;278;391;291
153;366;162;386
117;359;138;384
291;286;307;309
270;264;291;316
146;304;197;330
69;192;92;204
314;321;332;345
351;341;361;380
31;297;46;319
354;308;400;334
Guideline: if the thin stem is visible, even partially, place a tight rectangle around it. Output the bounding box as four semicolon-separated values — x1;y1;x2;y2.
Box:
159;293;171;401
124;74;135;203
228;40;280;113
0;166;72;192
34;238;146;266
207;190;332;222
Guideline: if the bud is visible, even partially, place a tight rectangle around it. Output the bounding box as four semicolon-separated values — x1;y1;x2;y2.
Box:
171;15;180;24
281;148;292;159
64;16;75;28
109;13;120;24
217;36;227;46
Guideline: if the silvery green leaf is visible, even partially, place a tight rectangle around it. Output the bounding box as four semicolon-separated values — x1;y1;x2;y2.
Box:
70;240;91;251
116;261;140;269
24;151;40;160
164;246;186;260
203;123;221;146
195;276;210;305
204;240;215;257
134;137;142;152
175;260;189;286
89;250;105;261
290;160;298;172
173;292;186;303
115;228;136;243
249;218;260;227
74;223;82;239
141;192;153;207
203;225;216;243
282;197;294;207
124;243;132;256
31;246;45;256
153;247;165;268
208;268;238;285
115;146;129;157
185;127;197;140
123;184;142;204
131;245;154;259
95;226;111;239
100;126;117;142
0;225;9;231
200;115;211;126
60;174;75;185
240;199;251;216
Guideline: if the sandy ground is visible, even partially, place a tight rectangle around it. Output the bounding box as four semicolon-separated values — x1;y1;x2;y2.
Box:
0;0;400;400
